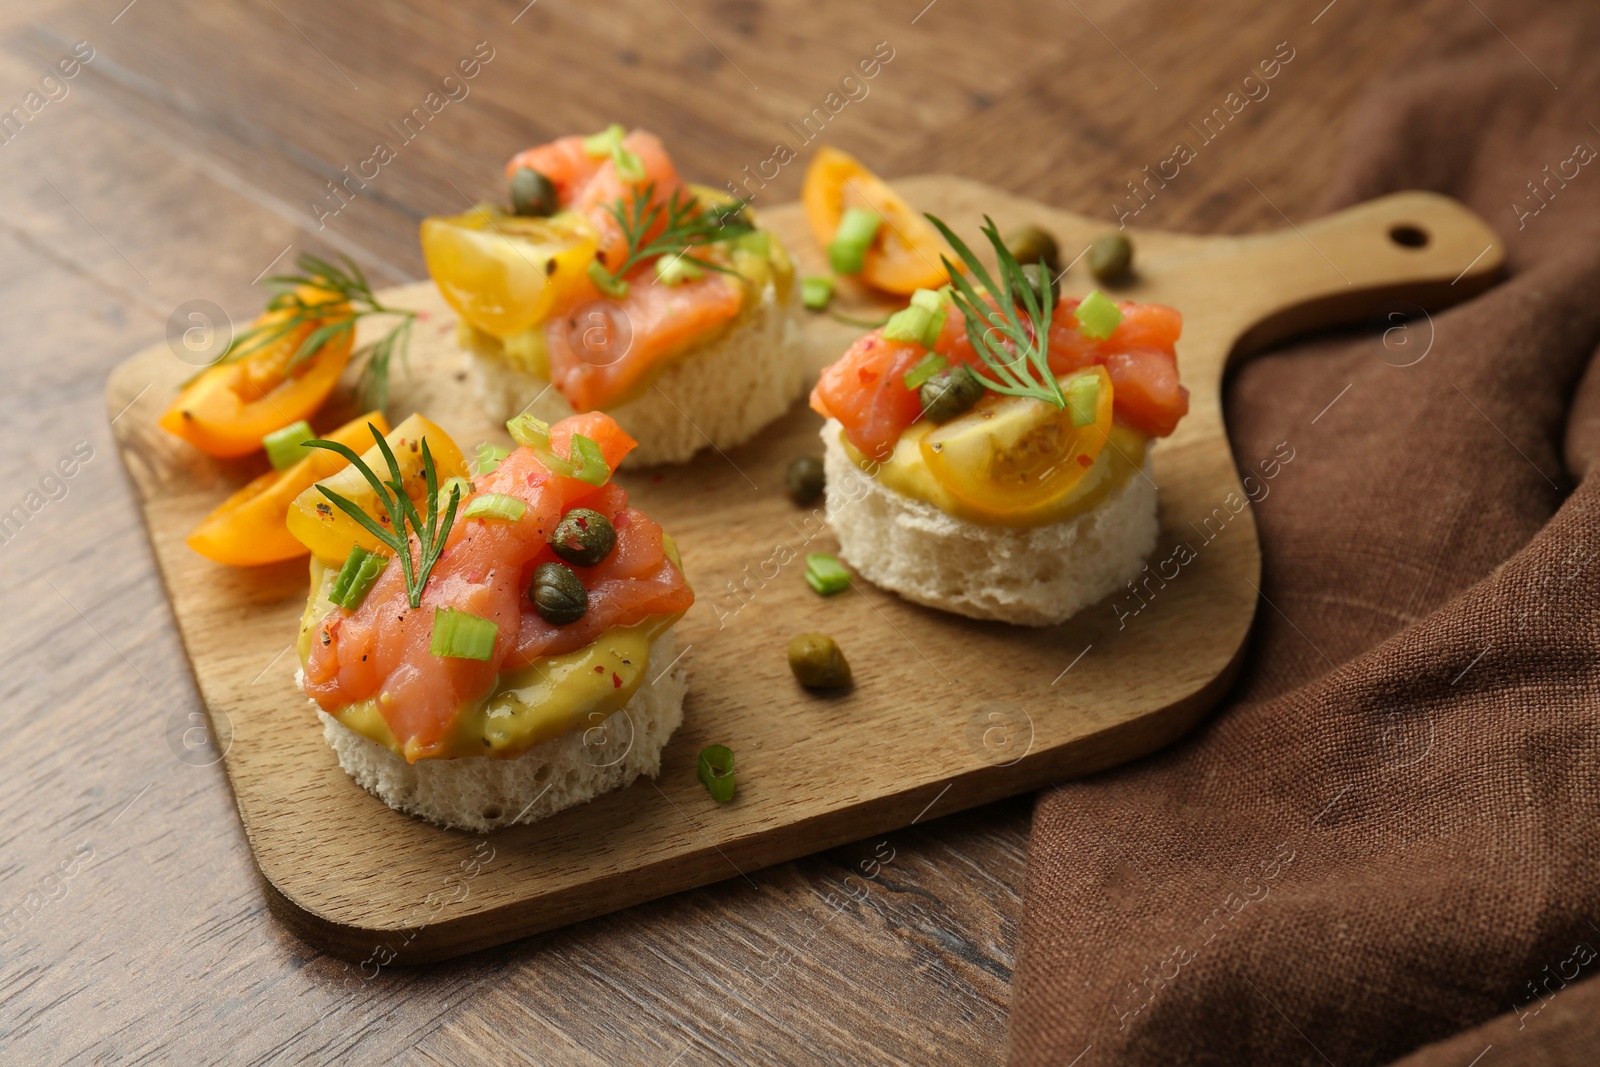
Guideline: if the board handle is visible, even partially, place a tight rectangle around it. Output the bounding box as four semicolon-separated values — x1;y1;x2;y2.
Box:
1184;191;1505;359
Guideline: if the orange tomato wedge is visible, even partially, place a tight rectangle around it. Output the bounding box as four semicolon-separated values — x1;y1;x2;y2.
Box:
159;285;355;458
186;412;389;567
286;414;468;562
802;146;948;295
920;367;1114;523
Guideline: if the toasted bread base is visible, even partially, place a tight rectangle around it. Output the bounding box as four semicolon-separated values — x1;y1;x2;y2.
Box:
821;420;1159;626
318;630;686;832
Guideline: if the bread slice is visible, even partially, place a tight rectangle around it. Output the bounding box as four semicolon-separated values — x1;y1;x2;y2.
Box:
465;281;804;467
318;630;687;832
821;420;1159;626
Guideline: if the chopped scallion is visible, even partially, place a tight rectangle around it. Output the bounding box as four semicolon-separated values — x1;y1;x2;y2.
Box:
429;607;498;661
582;123;626;158
611;144;645;182
474;443;511;476
329;545;387;610
462;492;526;522
804;552;852;596
569;433;610;486
440;477;474;503
506;414;552;448
910;287;950;314
883;302;945;350
586;259;629;299
655;254;705;286
801;276;834;311
263;420;314;471
902;351;948;390
696;744;736;803
1074;289;1124;341
1066;373;1102;427
829;208;881;275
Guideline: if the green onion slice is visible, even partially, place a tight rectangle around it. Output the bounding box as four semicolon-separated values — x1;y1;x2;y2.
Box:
883;303;945;350
1066;373;1102;428
329;545;387;610
801;276;834;311
506;414;552;448
429;607;498;661
568;434;610;486
804;552;852;596
903;351;948;390
910;287;950;314
611;144;645;182
582;123;626;158
655;254;704;286
696;744;736;803
474;443;511;476
586;259;629;300
462;492;526;522
263;420;315;471
1074;289;1124;341
828;208;881;275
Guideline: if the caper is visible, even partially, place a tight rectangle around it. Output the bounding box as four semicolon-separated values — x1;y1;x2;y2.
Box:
510;167;559;217
549;508;616;568
787;633;852;689
1018;263;1058;311
786;456;825;506
530;561;587;625
918;364;986;424
1087;233;1133;281
1004;224;1060;274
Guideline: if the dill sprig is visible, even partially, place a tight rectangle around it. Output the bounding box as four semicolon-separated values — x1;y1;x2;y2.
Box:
218;252;415;411
306;423;462;611
925;214;1066;409
591;184;755;298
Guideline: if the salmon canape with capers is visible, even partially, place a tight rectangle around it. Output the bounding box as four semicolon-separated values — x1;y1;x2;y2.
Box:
422;125;804;467
289;410;693;831
809;216;1188;626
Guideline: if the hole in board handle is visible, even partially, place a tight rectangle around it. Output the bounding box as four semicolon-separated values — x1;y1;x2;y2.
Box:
1389;224;1429;249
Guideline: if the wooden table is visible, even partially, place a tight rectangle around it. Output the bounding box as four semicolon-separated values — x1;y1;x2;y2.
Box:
0;0;1462;1060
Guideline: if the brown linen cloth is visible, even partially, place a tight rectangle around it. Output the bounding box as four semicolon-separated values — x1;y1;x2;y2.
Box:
1009;5;1600;1065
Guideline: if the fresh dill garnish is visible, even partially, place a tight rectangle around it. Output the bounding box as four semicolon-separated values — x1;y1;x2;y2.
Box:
306;423;462;611
216;252;416;411
925;214;1066;409
588;184;755;299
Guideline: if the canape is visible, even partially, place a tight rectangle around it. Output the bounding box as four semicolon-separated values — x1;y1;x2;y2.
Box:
292;410;694;831
423;125;804;467
809;218;1188;626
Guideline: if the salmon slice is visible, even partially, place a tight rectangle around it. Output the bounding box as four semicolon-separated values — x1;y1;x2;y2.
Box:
812;295;1189;456
545;270;744;413
301;413;691;760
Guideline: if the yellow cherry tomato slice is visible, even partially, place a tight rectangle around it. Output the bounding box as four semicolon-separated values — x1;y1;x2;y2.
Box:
186;413;389;567
421;206;597;338
286;413;468;562
802;145;948;295
158;285;355;458
920;367;1114;522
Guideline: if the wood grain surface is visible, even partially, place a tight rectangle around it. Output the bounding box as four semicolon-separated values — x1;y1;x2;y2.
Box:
0;0;1510;1061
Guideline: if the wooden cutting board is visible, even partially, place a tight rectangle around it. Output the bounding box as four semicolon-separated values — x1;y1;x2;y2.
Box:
105;176;1501;964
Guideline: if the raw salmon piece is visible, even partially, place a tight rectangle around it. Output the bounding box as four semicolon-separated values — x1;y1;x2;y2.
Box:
1104;348;1189;437
545;270;744;413
809;331;930;462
